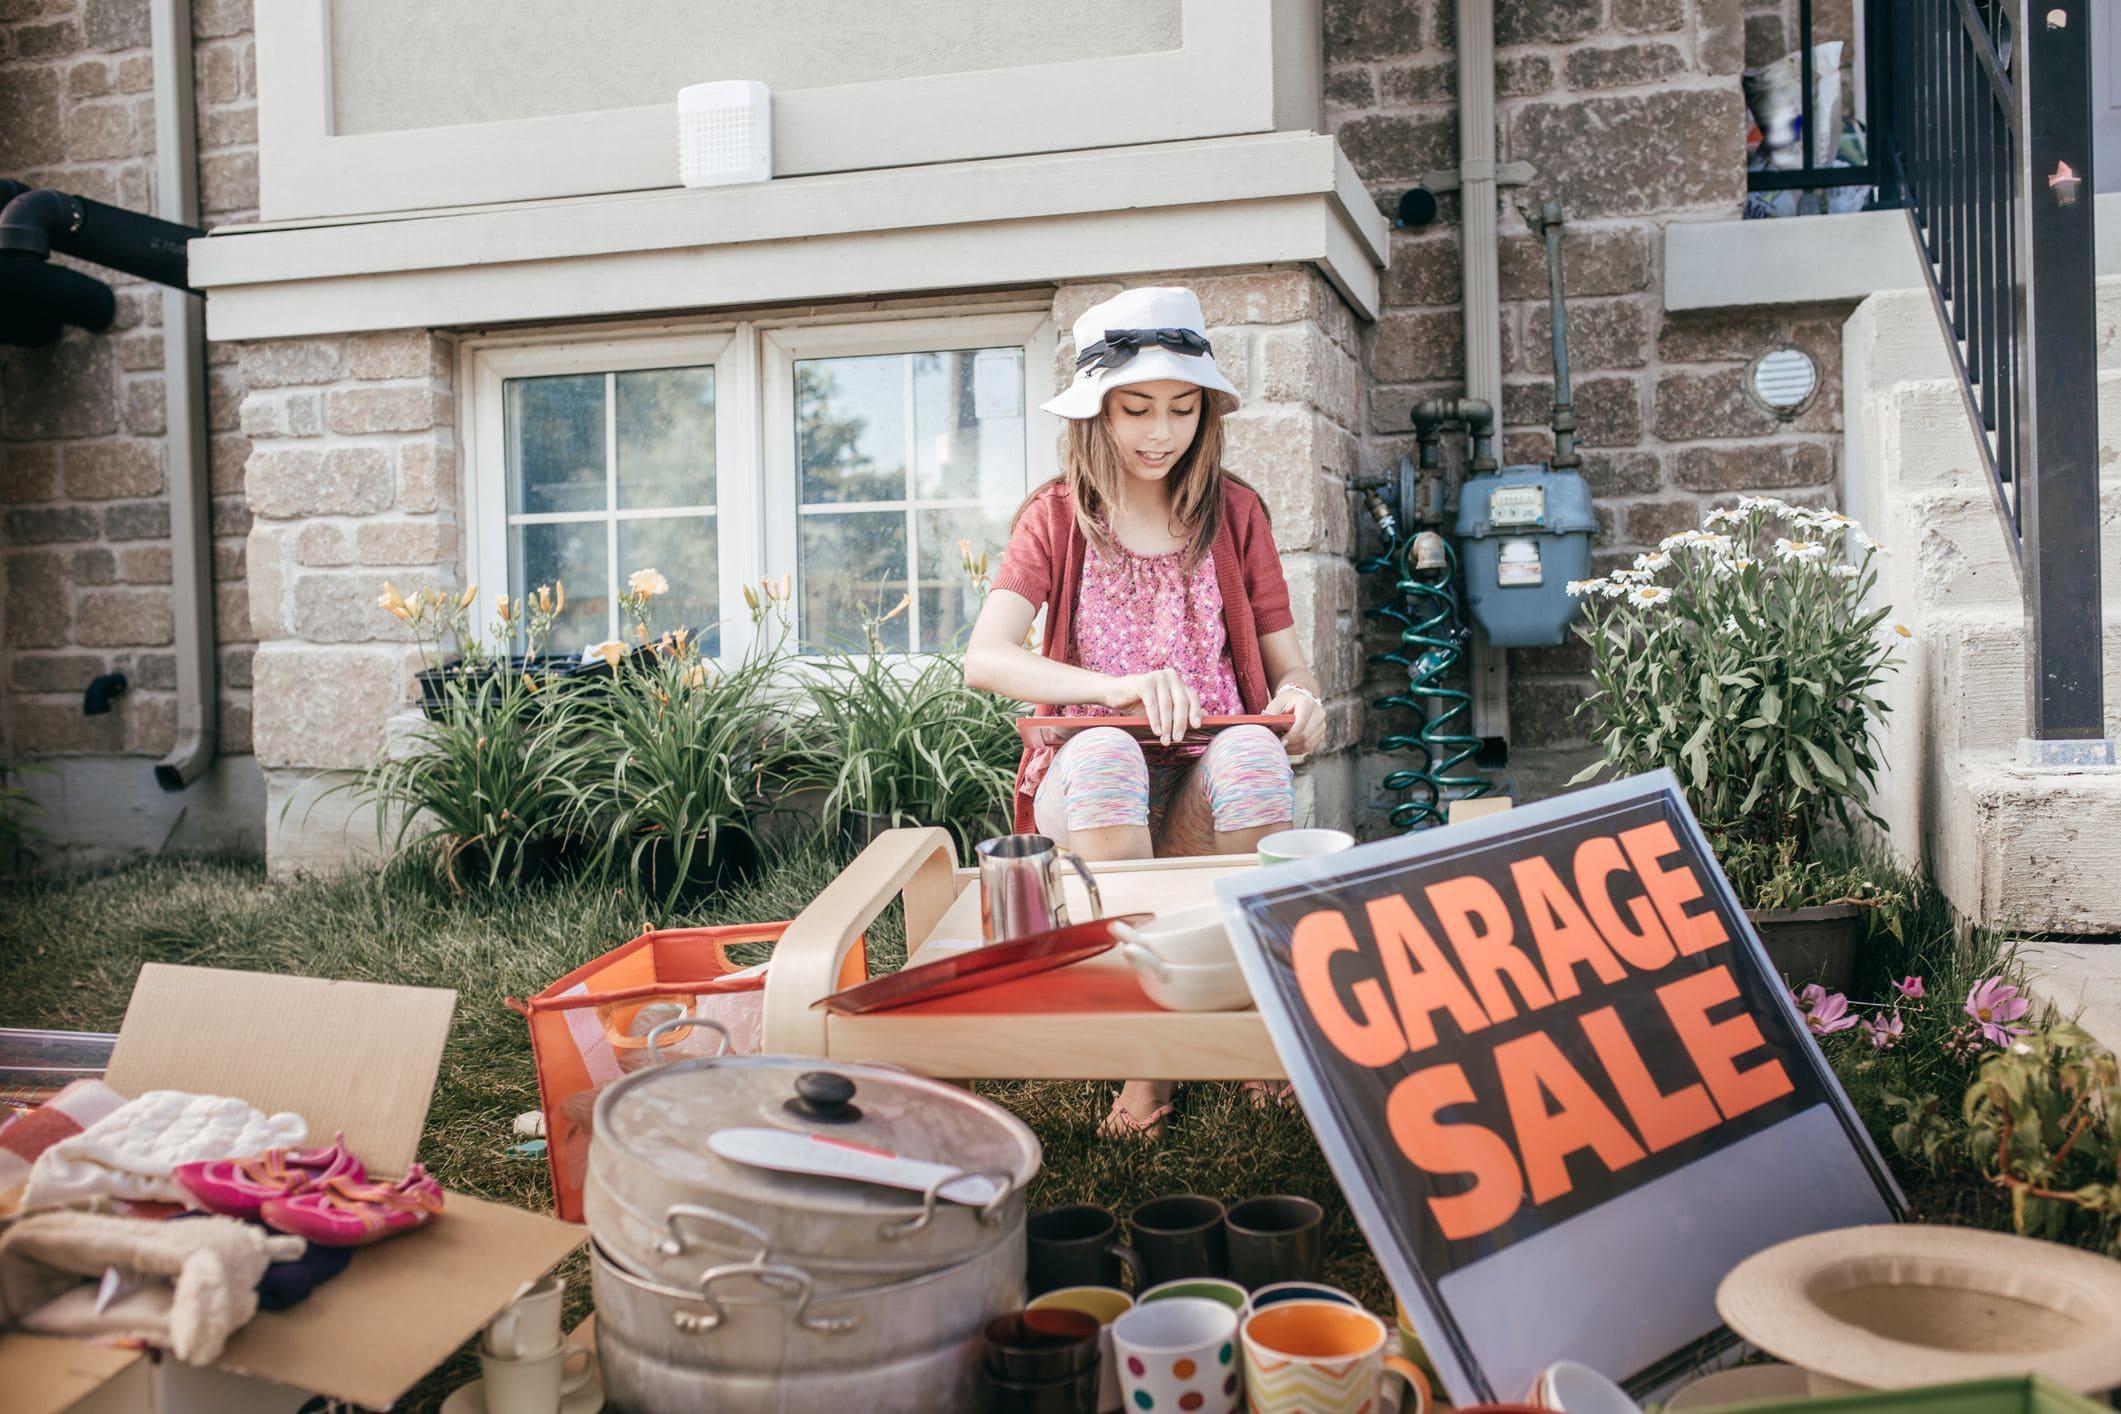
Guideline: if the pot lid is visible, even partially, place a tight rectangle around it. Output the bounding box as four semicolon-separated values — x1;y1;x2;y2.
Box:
596;1054;1040;1220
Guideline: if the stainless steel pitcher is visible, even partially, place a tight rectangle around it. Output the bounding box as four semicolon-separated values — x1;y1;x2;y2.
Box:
975;834;1102;943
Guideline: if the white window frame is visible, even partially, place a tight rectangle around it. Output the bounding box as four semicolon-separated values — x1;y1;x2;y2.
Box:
464;307;1056;666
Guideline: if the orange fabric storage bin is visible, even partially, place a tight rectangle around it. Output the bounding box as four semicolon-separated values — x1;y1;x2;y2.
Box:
510;923;867;1221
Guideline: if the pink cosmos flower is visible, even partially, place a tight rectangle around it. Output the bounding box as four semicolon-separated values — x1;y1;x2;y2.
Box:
1964;976;2031;1045
1893;976;1925;1002
1796;983;1858;1035
1861;1012;1905;1051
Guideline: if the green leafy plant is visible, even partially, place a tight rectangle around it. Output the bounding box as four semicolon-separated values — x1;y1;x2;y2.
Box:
567;612;788;907
0;758;44;863
361;668;587;890
778;585;1021;862
1964;1022;2121;1252
1569;497;1904;906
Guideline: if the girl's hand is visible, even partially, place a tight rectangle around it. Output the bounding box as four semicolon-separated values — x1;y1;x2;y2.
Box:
1108;668;1202;745
1266;683;1327;757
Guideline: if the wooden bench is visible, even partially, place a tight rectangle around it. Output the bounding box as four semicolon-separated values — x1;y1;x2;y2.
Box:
759;828;1286;1079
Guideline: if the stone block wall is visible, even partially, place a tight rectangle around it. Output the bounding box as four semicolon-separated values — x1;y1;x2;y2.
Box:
239;331;461;873
0;0;258;850
1323;0;1857;800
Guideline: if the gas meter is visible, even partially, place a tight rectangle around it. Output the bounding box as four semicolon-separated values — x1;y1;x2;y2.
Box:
1452;466;1594;647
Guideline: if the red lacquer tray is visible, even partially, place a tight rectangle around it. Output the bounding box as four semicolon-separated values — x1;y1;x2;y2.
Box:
1015;714;1295;753
814;913;1152;1016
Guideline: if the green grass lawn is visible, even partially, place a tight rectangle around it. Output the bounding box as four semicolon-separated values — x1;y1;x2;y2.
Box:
0;845;2056;1411
0;845;1369;1410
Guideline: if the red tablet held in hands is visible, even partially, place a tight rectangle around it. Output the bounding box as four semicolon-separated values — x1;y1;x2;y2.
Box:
1014;713;1296;753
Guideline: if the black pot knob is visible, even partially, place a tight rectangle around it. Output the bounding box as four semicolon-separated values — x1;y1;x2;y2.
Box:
787;1070;861;1123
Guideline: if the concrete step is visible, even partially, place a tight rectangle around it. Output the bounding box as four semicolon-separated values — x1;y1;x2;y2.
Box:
2019;938;2121;1053
1937;758;2121;933
1921;611;2121;756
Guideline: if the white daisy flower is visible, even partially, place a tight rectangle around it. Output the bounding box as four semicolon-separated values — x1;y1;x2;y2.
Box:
1609;567;1650;584
1773;537;1826;563
1565;578;1610;598
1598;579;1628;599
1633;552;1673;573
1830;563;1860;579
1713;555;1757;578
1704;506;1742;528
1629;584;1674;607
1850;528;1883;553
1721;614;1740;634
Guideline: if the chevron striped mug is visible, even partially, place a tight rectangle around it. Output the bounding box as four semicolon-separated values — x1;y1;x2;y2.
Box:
1241;1300;1430;1414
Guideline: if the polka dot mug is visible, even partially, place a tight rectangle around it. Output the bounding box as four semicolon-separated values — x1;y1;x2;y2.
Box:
1110;1295;1242;1413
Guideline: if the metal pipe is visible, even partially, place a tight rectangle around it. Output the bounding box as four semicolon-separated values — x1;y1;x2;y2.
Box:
1539;202;1581;470
1454;0;1508;746
0;262;116;343
148;0;215;792
0;187;201;292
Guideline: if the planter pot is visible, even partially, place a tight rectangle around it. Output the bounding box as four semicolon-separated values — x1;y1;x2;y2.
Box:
416;656;575;719
836;808;916;858
1747;903;1864;992
443;835;572;889
634;827;760;899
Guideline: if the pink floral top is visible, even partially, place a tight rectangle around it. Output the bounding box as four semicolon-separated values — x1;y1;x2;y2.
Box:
1021;524;1244;794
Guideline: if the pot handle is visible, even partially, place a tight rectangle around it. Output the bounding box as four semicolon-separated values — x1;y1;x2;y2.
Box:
657;1202;772;1262
675;1259;854;1336
645;1014;733;1065
1120;941;1169;981
878;1165;1018;1240
1053;844;1103;924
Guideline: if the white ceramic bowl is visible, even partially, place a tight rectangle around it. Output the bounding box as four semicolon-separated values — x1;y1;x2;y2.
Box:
1111;904;1234;967
1121;944;1253;1012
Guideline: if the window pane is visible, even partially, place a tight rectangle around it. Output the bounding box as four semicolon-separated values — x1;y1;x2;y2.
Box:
617;516;720;658
513;520;609;655
507;374;605;515
917;505;1011;651
913;348;1026;501
617;366;715;511
801;511;908;653
796;354;907;505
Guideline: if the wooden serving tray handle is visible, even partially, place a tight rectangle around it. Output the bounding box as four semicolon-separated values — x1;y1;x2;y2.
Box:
760;827;960;1056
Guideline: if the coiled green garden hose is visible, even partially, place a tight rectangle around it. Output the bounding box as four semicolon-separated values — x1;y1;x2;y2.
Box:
1361;501;1493;831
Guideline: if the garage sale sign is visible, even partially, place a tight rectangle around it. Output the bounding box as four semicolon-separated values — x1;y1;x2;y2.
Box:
1216;773;1900;1405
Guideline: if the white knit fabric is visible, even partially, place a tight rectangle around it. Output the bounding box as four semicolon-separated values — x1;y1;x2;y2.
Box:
22;1091;308;1210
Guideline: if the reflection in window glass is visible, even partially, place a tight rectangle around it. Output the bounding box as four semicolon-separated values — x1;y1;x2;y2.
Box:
795;346;1027;652
617;367;715;510
507;374;604;516
503;364;715;656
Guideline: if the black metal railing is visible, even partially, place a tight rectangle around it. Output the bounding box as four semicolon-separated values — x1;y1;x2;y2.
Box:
1746;0;1901;200
1886;0;2104;741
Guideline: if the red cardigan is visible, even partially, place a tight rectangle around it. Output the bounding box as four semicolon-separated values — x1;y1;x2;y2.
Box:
990;479;1295;831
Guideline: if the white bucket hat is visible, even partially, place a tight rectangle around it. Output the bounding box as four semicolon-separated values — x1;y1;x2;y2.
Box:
1039;285;1242;420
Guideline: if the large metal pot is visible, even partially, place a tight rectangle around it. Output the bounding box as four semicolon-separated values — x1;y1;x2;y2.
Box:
583;1030;1040;1412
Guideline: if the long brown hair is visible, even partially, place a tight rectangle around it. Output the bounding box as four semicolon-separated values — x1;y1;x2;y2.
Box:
1019;385;1239;571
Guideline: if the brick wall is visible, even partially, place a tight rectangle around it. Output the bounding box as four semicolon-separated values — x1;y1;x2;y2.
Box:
0;0;256;773
1323;0;1854;775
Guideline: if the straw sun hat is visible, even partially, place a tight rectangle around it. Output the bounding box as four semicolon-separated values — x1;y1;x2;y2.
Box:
1715;1224;2121;1395
1039;285;1242;420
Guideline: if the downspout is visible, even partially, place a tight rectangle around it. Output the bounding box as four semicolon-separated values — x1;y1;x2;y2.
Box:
148;0;214;791
1454;0;1510;746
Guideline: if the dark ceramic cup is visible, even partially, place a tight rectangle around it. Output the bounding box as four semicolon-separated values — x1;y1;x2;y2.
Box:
1128;1193;1229;1286
1027;1203;1148;1296
1223;1195;1324;1291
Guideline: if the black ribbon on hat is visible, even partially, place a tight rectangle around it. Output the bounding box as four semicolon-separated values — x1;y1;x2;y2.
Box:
1073;327;1214;373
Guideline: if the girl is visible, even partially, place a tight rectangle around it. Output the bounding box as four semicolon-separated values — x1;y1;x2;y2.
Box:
964;286;1327;1140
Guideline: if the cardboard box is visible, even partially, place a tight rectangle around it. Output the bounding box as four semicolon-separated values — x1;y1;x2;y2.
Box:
6;963;584;1413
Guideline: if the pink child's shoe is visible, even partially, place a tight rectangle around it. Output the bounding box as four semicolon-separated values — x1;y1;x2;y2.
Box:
261;1165;445;1247
174;1133;366;1219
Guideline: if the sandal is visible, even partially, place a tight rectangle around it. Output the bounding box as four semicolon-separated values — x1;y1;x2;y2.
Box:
174;1133;366;1219
1241;1081;1299;1112
261;1164;445;1247
1097;1096;1175;1142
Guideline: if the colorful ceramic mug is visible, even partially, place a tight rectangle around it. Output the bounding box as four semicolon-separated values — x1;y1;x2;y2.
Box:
1029;1286;1136;1414
1242;1300;1429;1414
1249;1280;1358;1310
1111;1296;1242;1414
1139;1276;1249;1315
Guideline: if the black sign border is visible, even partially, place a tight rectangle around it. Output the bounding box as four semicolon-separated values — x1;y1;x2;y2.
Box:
1214;771;1906;1404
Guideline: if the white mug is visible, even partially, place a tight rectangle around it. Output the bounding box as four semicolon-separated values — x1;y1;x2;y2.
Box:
484;1274;565;1359
1257;828;1356;867
478;1343;596;1414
